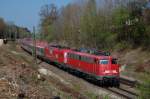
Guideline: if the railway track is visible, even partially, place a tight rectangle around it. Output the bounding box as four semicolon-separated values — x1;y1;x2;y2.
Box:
36;58;139;99
106;75;139;99
106;83;138;99
40;59;139;99
44;61;139;99
55;65;139;99
120;76;139;87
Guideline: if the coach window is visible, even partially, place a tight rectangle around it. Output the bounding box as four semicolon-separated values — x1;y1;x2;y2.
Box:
83;56;86;62
80;55;82;61
80;56;83;61
76;55;79;60
36;47;39;51
84;56;88;62
73;54;76;59
79;55;81;60
85;57;88;62
88;57;94;63
70;53;74;59
90;58;94;63
71;54;74;59
85;56;89;62
38;48;40;52
90;57;93;63
72;54;75;59
74;54;77;60
74;54;78;60
72;54;74;59
75;54;77;59
68;53;70;58
86;57;89;63
85;56;87;62
70;53;72;58
80;56;84;61
75;55;77;60
84;56;87;62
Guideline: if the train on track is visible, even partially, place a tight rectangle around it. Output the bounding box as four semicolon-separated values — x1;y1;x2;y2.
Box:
20;38;120;87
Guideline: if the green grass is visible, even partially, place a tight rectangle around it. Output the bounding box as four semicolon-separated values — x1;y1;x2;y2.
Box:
136;73;150;99
85;91;99;99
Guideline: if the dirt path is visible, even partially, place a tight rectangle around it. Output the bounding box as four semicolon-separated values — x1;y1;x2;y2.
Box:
0;43;124;99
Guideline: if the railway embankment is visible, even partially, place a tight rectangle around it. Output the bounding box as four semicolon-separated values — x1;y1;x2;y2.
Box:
112;48;150;99
0;42;149;99
0;43;125;99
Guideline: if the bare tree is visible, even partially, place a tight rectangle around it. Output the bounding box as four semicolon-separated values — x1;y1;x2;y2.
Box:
39;4;58;39
0;18;6;38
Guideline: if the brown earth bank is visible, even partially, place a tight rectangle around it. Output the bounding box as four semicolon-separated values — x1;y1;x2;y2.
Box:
0;42;126;99
112;48;150;81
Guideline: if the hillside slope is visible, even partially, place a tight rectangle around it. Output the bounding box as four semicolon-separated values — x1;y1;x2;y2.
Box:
112;48;150;80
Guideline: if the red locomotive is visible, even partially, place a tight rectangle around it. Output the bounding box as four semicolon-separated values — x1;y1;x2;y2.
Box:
20;38;120;87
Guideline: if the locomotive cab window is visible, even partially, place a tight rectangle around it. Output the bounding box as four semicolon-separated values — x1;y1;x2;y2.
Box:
99;59;109;64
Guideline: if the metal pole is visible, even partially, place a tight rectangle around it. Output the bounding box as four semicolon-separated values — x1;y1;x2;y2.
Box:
14;29;16;41
17;27;19;39
33;26;37;64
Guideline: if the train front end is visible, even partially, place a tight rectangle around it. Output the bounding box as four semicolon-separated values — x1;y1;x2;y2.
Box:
97;56;120;87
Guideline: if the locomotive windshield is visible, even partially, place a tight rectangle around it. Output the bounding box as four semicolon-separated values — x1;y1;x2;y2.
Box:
99;59;109;64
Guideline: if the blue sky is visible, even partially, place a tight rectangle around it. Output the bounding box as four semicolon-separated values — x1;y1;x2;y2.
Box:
0;0;72;31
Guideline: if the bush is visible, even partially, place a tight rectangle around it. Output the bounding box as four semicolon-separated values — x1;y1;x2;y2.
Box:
114;42;131;51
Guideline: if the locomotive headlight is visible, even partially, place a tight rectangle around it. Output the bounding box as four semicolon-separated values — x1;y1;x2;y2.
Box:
112;70;117;73
104;70;110;73
104;70;118;74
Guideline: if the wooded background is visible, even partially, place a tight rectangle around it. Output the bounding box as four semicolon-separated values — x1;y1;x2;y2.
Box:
0;18;31;40
39;0;150;50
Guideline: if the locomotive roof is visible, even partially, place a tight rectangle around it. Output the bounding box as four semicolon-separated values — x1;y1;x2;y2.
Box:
48;44;70;49
78;48;110;56
22;39;48;48
68;49;112;59
22;38;112;59
47;45;111;58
